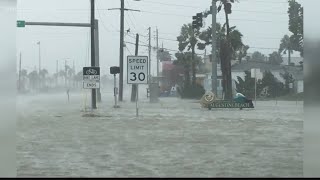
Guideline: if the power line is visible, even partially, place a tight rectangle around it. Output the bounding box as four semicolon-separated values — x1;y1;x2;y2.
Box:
125;45;133;55
140;0;287;12
96;3;112;32
97;1;120;32
125;0;138;31
249;47;278;50
139;10;287;23
126;33;149;45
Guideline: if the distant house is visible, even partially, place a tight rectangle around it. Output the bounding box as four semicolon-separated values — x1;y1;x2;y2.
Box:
198;53;303;98
282;56;303;66
231;60;303;93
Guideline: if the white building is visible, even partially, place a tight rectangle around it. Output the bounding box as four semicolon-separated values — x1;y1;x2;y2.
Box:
202;54;304;98
231;60;303;94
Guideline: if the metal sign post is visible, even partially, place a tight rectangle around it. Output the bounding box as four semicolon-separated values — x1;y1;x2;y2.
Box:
110;66;121;108
136;85;139;117
127;56;149;117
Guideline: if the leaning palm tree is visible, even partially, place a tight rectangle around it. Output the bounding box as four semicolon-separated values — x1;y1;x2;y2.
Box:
177;23;201;86
279;34;293;65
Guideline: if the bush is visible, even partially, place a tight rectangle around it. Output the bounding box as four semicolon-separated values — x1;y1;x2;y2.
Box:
179;84;205;99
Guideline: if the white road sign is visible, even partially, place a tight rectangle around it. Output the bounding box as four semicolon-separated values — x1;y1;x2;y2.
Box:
127;56;149;84
83;81;100;89
83;67;100;89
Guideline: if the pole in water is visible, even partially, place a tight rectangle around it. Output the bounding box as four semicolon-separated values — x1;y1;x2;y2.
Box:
254;69;257;106
67;89;70;102
136;84;139;117
114;74;120;108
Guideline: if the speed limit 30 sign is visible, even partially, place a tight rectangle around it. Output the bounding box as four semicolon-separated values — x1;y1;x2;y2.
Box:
127;56;149;84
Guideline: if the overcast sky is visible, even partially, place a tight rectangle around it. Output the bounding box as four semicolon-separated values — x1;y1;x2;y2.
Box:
16;0;306;76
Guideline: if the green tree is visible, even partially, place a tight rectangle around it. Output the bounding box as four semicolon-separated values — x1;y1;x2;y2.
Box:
269;51;283;65
252;51;266;62
27;70;38;90
174;51;202;87
237;45;250;63
260;71;284;98
288;0;303;57
157;49;172;62
74;70;83;87
235;70;262;99
279;35;293;65
39;69;48;88
197;23;245;99
281;71;295;94
19;69;28;92
177;23;202;86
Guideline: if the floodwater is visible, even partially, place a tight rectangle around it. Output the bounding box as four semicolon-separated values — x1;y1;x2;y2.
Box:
17;91;303;177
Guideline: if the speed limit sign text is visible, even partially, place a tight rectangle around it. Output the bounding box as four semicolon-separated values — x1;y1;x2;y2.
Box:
127;56;149;84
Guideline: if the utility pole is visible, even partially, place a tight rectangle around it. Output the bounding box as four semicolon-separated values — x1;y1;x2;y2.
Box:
108;1;140;102
18;52;22;92
94;19;101;102
148;27;151;83
131;34;139;102
156;28;159;82
135;33;139;117
119;0;125;102
91;0;97;109
211;0;218;96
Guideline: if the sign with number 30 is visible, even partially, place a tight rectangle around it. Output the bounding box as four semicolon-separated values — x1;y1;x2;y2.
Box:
127;56;148;84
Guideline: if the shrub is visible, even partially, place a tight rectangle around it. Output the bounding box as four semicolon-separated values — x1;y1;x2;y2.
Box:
179;84;205;99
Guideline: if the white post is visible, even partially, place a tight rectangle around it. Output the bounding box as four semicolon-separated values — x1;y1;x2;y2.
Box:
114;74;118;108
255;69;257;106
136;84;139;117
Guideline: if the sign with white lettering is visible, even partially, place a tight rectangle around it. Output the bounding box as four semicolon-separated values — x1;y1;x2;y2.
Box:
127;56;148;84
83;67;100;89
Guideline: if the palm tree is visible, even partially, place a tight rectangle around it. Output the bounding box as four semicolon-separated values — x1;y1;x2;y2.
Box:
177;23;202;86
39;69;48;88
279;34;293;65
27;70;38;90
174;52;202;87
20;69;28;92
198;23;245;99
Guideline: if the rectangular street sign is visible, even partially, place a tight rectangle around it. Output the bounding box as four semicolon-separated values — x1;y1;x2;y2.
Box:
83;67;100;76
209;101;253;108
127;56;148;84
17;20;25;27
83;67;100;89
83;75;100;81
83;82;100;89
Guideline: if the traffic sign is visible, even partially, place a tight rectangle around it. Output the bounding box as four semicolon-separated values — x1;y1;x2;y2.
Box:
83;67;100;89
127;56;148;84
17;20;25;27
